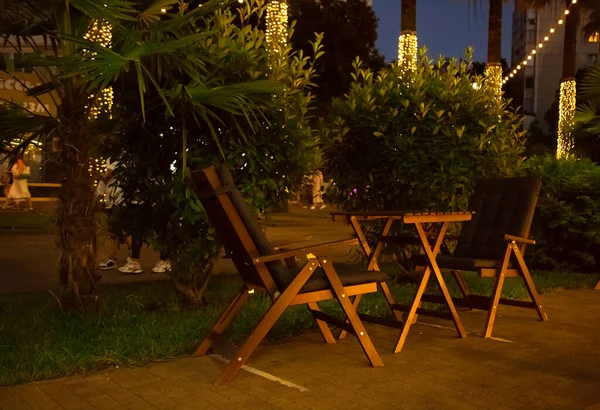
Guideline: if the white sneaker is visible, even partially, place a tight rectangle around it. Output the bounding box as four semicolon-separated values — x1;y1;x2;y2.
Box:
152;260;171;274
118;259;142;274
98;258;116;270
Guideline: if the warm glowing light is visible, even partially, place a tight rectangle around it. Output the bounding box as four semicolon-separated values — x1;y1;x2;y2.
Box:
528;55;532;60
544;36;549;41
589;32;600;43
265;1;288;56
538;43;543;48
160;8;166;12
550;28;555;33
510;73;514;77
523;61;527;65
557;79;576;159
564;9;569;15
485;64;503;98
532;50;537;54
517;65;521;69
85;20;113;185
558;19;563;24
398;31;418;73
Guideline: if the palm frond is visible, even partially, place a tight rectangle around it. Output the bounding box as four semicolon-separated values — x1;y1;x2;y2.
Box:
580;63;600;97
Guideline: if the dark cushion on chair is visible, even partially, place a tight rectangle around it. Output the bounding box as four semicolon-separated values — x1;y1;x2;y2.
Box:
454;177;541;260
215;165;291;289
276;263;387;293
412;254;514;271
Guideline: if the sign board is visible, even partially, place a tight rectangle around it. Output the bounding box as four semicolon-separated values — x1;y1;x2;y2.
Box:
0;71;58;116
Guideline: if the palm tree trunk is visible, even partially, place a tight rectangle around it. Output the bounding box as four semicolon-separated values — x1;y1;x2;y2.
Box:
55;83;100;309
557;0;579;158
486;0;504;99
399;0;417;71
487;0;503;64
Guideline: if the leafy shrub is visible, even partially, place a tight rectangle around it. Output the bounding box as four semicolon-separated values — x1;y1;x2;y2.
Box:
321;48;526;213
109;1;320;304
523;155;600;272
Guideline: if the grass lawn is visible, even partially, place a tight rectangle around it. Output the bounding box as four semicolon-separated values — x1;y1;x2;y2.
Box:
0;269;597;386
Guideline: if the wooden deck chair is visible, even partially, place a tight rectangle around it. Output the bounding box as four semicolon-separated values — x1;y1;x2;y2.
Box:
413;177;548;338
188;165;385;385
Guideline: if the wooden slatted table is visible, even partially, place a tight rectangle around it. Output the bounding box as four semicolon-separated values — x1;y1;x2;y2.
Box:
331;210;474;352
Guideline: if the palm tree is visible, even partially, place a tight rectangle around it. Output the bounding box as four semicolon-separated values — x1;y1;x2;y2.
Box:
0;0;279;308
485;0;504;98
399;0;417;71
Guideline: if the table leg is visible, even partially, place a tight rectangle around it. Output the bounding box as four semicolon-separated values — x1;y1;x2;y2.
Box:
415;222;466;339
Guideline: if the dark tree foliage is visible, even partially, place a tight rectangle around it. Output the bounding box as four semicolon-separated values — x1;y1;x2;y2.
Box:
288;0;385;107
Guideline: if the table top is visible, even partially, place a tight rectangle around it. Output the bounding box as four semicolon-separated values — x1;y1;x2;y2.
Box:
330;210;474;222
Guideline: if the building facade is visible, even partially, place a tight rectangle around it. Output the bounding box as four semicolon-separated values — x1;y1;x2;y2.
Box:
511;4;599;131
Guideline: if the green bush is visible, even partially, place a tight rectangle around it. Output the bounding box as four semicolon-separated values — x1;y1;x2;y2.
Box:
320;49;526;213
523;155;600;272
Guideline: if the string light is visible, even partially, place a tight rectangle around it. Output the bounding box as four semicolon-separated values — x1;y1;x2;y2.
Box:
265;1;288;55
485;63;503;99
85;20;113;188
502;0;577;85
398;31;417;73
557;79;576;158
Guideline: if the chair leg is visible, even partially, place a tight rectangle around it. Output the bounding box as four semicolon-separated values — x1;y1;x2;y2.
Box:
483;245;512;338
308;302;337;343
596;279;600;290
194;287;249;357
338;295;362;340
512;243;548;322
319;258;383;367
216;260;319;385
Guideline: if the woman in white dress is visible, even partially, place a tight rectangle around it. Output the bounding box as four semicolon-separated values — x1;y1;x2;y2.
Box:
3;153;32;210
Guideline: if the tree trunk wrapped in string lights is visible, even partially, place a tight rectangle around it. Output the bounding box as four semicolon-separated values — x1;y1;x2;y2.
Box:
485;63;503;99
557;0;579;158
397;31;417;73
265;0;288;56
557;78;576;158
398;0;417;74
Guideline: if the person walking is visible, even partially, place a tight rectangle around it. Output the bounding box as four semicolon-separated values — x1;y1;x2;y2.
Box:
3;152;32;210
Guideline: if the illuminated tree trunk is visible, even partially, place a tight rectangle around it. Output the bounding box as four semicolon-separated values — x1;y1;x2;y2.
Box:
398;0;417;72
485;0;503;99
266;0;288;58
557;0;579;158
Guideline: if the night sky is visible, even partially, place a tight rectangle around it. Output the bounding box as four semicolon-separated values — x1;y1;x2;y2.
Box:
373;0;515;65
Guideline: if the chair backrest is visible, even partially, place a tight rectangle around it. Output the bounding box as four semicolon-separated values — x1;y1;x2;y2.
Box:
454;176;542;260
188;165;288;295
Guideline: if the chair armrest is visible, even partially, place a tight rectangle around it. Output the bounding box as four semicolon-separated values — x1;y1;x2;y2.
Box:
505;234;535;245
253;238;358;265
271;235;313;250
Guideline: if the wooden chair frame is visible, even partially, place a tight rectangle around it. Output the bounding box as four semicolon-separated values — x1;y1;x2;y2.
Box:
189;167;383;385
419;235;548;338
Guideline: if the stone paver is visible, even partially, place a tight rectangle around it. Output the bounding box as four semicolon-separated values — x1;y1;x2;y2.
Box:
1;289;600;409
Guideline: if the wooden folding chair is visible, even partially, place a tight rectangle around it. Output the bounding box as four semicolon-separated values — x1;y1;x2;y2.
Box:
188;165;385;385
413;177;548;338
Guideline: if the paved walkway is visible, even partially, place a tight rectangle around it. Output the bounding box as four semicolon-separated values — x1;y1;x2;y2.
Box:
1;290;599;409
0;206;353;294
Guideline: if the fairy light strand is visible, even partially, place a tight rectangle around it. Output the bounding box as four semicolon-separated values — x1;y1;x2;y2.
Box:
502;0;578;86
485;63;503;99
84;20;113;189
398;31;417;73
557;79;576;158
265;1;288;55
